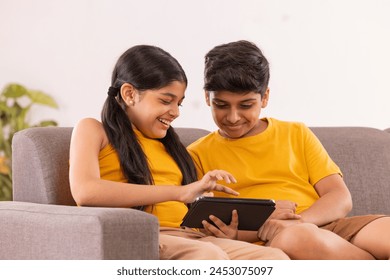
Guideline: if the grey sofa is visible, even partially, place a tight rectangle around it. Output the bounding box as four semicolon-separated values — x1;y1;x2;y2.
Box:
0;125;389;259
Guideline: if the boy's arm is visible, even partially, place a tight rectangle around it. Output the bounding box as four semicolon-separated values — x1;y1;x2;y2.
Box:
299;174;352;226
301;125;351;225
256;180;351;242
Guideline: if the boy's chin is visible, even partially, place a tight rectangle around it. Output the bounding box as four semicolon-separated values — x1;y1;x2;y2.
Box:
219;129;246;139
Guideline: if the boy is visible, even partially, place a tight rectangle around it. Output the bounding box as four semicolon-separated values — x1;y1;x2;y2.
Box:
188;40;390;259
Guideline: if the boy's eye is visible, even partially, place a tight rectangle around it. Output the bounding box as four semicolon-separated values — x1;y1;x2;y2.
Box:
240;104;253;109
213;102;228;108
160;99;171;105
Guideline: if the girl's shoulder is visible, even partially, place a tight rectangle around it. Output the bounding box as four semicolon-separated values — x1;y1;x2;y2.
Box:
74;117;104;133
75;117;103;129
72;118;109;149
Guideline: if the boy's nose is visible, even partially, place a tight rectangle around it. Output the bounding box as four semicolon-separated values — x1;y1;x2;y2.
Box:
226;109;240;123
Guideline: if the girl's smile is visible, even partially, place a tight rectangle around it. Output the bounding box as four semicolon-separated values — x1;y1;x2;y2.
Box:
126;81;186;139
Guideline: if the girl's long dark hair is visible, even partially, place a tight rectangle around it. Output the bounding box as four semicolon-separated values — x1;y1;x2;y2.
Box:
101;45;197;209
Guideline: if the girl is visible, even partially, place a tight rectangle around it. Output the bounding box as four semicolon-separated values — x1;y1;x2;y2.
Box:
69;45;288;260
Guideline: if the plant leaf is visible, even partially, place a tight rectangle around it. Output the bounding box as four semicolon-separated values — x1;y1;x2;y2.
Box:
27;90;58;108
0;101;12;114
0;173;12;201
1;84;28;98
15;106;30;132
35;120;58;127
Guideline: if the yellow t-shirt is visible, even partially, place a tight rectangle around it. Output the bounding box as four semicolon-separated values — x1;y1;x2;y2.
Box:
99;129;187;228
187;118;341;214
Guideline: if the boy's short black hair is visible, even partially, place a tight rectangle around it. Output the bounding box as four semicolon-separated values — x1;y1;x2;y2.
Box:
204;40;270;97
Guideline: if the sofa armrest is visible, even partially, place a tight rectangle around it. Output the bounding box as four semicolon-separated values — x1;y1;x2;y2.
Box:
0;201;159;260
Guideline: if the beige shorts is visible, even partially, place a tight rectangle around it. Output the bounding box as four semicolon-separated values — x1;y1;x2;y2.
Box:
320;214;386;241
158;227;287;260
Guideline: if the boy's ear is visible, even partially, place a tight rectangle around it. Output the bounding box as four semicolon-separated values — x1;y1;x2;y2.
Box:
261;88;270;108
120;83;136;106
205;91;211;106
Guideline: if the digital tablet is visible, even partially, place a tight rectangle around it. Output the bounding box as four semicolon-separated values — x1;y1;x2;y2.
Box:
180;197;275;231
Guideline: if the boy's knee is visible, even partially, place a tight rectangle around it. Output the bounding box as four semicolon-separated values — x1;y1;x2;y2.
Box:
270;223;320;251
262;247;290;260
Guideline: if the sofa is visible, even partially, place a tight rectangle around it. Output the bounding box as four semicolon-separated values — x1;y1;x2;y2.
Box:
0;125;389;259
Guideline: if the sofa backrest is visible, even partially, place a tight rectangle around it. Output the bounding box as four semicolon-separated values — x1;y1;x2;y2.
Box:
12;126;390;216
310;127;390;216
11;126;210;206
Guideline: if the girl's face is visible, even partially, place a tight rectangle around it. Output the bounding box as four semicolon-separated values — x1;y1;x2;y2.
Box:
125;81;186;139
206;89;269;139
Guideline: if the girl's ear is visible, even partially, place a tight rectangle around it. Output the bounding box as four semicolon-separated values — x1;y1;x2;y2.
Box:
205;91;211;106
261;88;270;108
120;83;136;106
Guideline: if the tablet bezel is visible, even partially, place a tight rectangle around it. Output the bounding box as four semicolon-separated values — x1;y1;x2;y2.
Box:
180;196;275;231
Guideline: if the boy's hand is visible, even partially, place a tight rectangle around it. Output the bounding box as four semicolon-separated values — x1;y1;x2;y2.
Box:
275;200;297;212
257;200;301;242
270;200;301;220
257;216;304;243
201;210;239;240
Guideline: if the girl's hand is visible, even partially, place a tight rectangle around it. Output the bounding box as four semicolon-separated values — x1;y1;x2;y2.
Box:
202;210;239;240
180;170;239;203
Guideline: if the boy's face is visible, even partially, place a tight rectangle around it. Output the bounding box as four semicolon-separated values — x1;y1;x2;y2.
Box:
206;90;269;139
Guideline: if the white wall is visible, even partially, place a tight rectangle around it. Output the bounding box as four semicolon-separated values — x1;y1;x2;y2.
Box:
1;0;389;131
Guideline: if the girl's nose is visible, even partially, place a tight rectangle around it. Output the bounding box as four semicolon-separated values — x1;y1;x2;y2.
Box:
169;105;180;118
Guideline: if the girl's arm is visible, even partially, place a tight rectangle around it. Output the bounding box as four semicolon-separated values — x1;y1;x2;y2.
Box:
69;118;237;208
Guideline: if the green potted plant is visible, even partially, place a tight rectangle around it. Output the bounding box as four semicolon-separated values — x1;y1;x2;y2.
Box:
0;83;58;201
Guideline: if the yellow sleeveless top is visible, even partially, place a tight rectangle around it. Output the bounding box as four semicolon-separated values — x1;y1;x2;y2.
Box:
99;129;188;228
